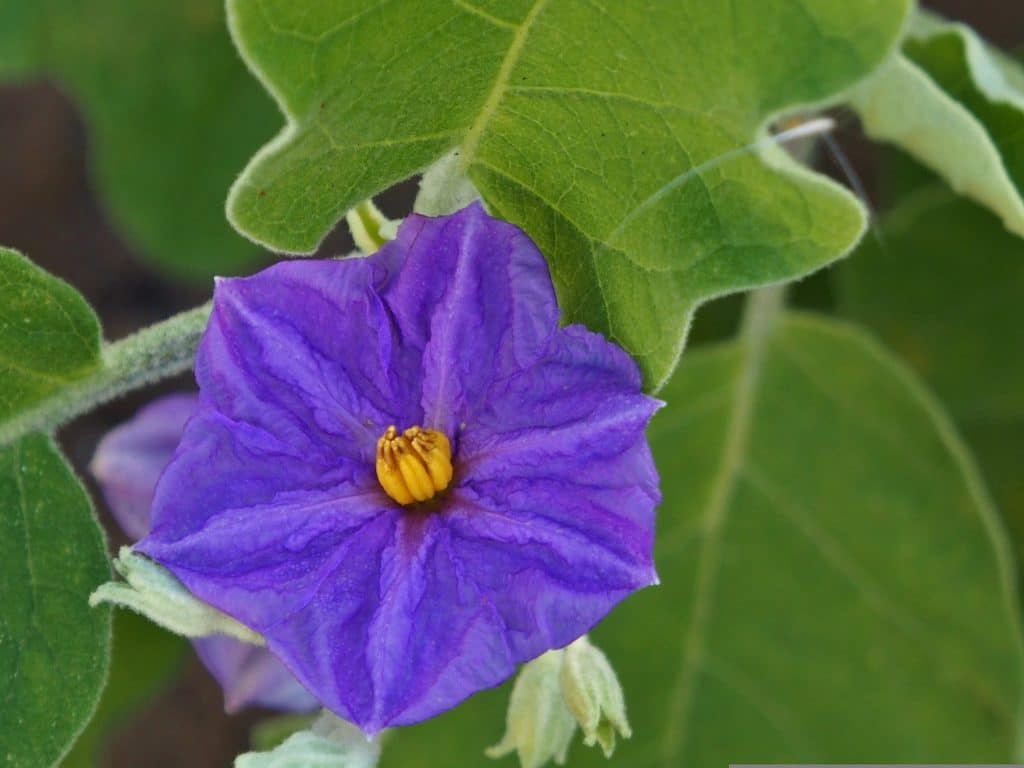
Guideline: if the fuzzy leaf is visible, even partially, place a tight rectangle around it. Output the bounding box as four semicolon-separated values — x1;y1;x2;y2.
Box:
0;434;111;768
850;13;1024;237
381;312;1023;766
0;0;278;278
0;248;101;426
226;0;909;387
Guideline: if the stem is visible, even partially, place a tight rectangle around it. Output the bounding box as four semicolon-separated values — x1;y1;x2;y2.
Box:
739;283;786;344
0;302;211;447
346;199;393;253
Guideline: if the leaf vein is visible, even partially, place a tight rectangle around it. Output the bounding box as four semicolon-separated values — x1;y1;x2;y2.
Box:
452;0;517;30
660;312;772;761
458;0;551;172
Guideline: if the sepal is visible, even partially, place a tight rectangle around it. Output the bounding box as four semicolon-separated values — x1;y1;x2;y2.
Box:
89;546;263;645
235;711;381;768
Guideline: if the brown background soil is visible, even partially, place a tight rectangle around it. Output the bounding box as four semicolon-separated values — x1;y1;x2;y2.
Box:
0;1;1019;765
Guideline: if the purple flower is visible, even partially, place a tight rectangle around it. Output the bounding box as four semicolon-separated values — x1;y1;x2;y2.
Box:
138;203;660;733
92;395;196;541
193;634;317;714
91;395;318;714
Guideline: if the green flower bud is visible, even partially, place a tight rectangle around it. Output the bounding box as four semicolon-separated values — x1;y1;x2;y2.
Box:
559;636;632;758
487;636;632;768
485;650;576;768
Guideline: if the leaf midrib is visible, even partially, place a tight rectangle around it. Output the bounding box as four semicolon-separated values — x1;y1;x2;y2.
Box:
659;291;778;761
456;0;550;173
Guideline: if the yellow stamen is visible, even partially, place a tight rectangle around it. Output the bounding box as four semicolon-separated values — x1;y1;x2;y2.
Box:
376;425;453;505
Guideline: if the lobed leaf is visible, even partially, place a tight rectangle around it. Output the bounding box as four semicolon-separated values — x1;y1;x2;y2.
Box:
225;0;910;387
381;312;1024;766
0;248;101;425
0;434;111;768
0;0;279;278
849;12;1024;237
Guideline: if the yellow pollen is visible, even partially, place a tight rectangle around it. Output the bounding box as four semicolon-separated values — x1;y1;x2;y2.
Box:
375;425;453;505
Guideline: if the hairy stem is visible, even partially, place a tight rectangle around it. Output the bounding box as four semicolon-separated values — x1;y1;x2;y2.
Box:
740;283;786;343
0;302;211;447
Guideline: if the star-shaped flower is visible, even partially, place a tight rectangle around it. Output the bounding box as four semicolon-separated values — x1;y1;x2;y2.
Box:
139;203;660;733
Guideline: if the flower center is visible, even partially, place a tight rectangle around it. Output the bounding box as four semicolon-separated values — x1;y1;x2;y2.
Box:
375;425;453;505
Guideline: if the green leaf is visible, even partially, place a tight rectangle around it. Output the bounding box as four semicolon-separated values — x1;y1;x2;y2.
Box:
382;310;1023;766
0;434;111;768
61;612;187;768
0;1;279;278
967;423;1024;575
837;170;1024;594
849;13;1024;237
225;0;909;387
838;181;1023;424
0;248;101;425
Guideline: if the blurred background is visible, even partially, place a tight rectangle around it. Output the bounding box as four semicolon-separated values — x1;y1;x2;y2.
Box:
0;1;1020;765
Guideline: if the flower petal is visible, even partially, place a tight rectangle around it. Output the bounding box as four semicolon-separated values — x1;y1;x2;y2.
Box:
451;325;661;658
379;202;559;437
193;635;318;713
200;257;422;463
144;405;376;544
90;394;198;540
145;487;515;731
266;513;518;731
444;487;654;660
142;410;387;628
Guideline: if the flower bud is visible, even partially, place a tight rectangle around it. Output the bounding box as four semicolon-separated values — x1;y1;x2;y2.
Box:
487;636;632;768
485;650;576;768
559;636;631;758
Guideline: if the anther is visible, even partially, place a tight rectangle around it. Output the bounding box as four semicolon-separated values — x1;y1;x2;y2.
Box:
376;425;453;505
